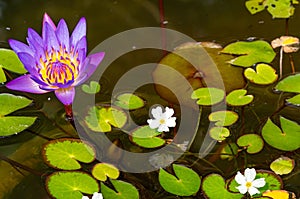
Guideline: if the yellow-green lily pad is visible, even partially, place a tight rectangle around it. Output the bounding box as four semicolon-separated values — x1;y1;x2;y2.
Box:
81;81;101;94
244;63;278;85
237;134;264;154
286;94;300;106
101;180;139;199
209;110;239;126
209;127;230;141
113;93;145;110
270;157;295;175
275;73;300;93
226;89;254;106
92;163;120;181
191;87;225;106
131;125;165;148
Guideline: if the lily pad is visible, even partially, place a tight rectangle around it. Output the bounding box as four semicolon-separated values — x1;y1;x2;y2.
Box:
201;174;243;199
92;163;120;181
46;171;99;199
191;87;225;106
220;143;239;161
228;170;282;195
209;127;230;141
237;134;264;154
131;125;165;148
226;89;254;106
275;73;300;93
101;180;139;199
113;93;145;110
42;138;96;170
221;41;276;67
0;93;36;137
244;63;278;85
0;48;27;83
263;190;296;199
262;117;300;151
286;94;300;106
270;157;295;175
209;110;239;126
85;106;127;133
159;164;201;196
81;81;101;94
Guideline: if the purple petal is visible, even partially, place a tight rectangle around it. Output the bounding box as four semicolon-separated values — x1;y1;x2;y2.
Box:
44;23;60;52
74;52;105;85
56;19;70;50
6;75;49;94
54;87;75;105
17;52;39;75
27;28;45;60
70;17;86;49
8;39;34;56
42;13;56;39
74;36;87;57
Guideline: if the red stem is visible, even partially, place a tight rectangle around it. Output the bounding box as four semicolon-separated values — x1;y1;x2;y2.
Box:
64;104;73;121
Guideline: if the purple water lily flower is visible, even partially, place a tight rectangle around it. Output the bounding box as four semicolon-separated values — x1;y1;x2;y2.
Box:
6;13;104;108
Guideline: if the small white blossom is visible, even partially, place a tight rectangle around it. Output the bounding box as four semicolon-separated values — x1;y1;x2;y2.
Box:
235;168;266;196
147;106;176;132
82;192;103;199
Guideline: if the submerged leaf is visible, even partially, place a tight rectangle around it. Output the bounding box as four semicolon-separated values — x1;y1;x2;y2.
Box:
244;63;278;85
101;180;139;199
270;157;295;175
221;41;276;67
220;143;239;160
191;87;225;105
113;93;145;110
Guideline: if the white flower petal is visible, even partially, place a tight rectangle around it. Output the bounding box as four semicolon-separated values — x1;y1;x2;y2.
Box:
166;117;176;127
148;119;160;129
82;196;89;199
236;185;248;194
158;124;169;132
244;168;256;182
92;192;103;199
235;171;246;185
248;186;260;196
164;107;174;118
151;106;163;119
252;178;266;188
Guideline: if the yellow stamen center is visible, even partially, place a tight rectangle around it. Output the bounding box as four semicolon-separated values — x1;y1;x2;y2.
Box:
159;119;166;124
245;182;252;188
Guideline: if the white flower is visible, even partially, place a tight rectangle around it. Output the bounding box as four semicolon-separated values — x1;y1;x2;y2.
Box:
235;168;266;196
147;106;176;132
82;192;103;199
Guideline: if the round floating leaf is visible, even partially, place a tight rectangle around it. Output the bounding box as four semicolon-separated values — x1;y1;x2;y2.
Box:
42;138;95;170
81;81;101;94
245;0;265;14
270;157;295;175
221;41;276;67
266;0;297;18
226;89;254;106
237;134;264;154
0;93;32;116
46;171;99;199
85;106;127;133
286;94;300;106
263;190;296;199
131;125;165;148
228;170;283;195
262;117;300;151
191;87;225;106
244;64;278;85
0;116;37;137
209;127;230;141
220;143;239;161
159;164;201;196
113;93;145;110
92;163;120;181
101;180;139;199
209;110;239;126
275;73;300;93
202;174;243;199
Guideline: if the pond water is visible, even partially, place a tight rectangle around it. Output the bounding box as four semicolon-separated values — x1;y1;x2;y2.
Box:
0;0;299;198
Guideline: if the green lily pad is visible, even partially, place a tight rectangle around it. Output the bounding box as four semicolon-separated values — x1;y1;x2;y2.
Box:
46;171;99;199
245;0;266;15
262;117;300;151
101;180;139;199
0;48;27;83
220;143;239;161
113;93;145;110
81;81;101;94
42;138;96;170
228;170;282;195
159;164;201;196
244;64;278;85
226;89;254;106
191;87;225;106
209;110;239;126
237;134;264;154
92;163;120;181
209;127;230;141
202;174;243;199
221;41;276;67
275;73;300;93
85;106;127;133
0;93;36;137
286;94;300;106
270;157;295;175
131;125;165;148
